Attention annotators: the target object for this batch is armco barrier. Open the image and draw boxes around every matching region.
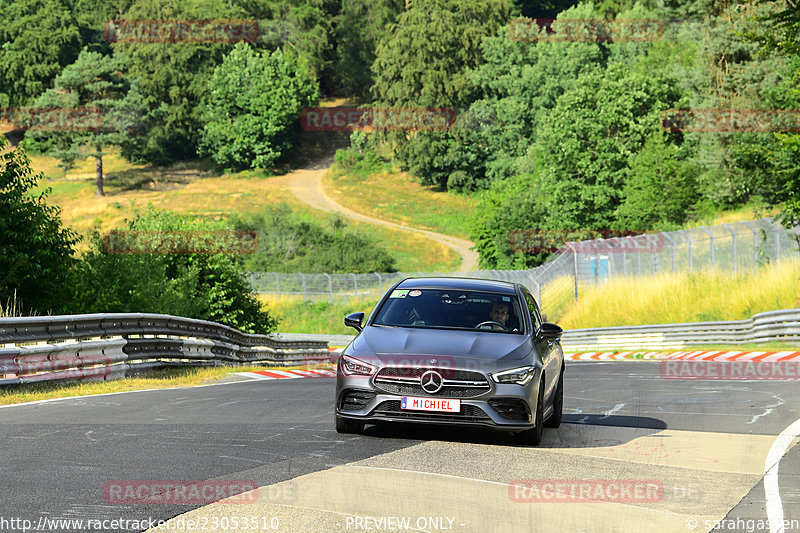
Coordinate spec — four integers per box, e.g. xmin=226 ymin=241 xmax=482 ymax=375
xmin=0 ymin=313 xmax=330 ymax=386
xmin=561 ymin=309 xmax=800 ymax=351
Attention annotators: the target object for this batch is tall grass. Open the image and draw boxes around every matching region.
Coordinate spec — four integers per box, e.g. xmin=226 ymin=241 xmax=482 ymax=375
xmin=0 ymin=291 xmax=26 ymax=318
xmin=262 ymin=294 xmax=379 ymax=335
xmin=558 ymin=259 xmax=800 ymax=329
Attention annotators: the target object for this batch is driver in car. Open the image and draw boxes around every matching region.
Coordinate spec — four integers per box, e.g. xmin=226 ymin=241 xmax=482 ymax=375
xmin=488 ymin=302 xmax=510 ymax=330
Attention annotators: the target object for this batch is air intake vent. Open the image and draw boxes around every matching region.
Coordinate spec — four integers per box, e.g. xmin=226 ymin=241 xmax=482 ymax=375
xmin=340 ymin=390 xmax=376 ymax=411
xmin=488 ymin=398 xmax=530 ymax=421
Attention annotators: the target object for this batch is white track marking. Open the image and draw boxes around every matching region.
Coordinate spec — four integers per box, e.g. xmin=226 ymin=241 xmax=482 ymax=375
xmin=765 ymin=417 xmax=800 ymax=533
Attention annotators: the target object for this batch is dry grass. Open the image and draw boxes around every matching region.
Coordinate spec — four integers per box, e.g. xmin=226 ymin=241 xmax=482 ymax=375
xmin=29 ymin=149 xmax=457 ymax=270
xmin=325 ymin=165 xmax=477 ymax=239
xmin=260 ymin=294 xmax=378 ymax=335
xmin=0 ymin=366 xmax=310 ymax=405
xmin=0 ymin=365 xmax=324 ymax=406
xmin=684 ymin=205 xmax=781 ymax=228
xmin=558 ymin=259 xmax=800 ymax=329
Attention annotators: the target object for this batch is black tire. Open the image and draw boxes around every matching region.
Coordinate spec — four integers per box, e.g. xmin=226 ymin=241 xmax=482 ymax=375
xmin=335 ymin=413 xmax=364 ymax=434
xmin=518 ymin=379 xmax=545 ymax=446
xmin=544 ymin=371 xmax=563 ymax=428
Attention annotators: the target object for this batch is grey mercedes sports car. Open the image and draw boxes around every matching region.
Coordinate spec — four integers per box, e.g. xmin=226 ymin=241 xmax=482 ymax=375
xmin=334 ymin=277 xmax=564 ymax=445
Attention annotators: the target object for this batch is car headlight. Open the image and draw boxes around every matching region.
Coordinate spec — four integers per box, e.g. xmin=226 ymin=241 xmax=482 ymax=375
xmin=340 ymin=354 xmax=376 ymax=376
xmin=491 ymin=365 xmax=537 ymax=385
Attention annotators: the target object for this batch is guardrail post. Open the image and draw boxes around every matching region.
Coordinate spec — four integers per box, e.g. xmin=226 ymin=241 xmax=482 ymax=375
xmin=722 ymin=223 xmax=737 ymax=275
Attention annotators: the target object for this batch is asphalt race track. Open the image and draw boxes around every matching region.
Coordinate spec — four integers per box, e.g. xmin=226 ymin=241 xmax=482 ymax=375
xmin=1 ymin=361 xmax=798 ymax=533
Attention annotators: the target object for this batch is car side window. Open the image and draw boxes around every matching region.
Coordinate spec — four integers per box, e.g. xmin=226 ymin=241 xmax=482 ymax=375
xmin=524 ymin=290 xmax=542 ymax=332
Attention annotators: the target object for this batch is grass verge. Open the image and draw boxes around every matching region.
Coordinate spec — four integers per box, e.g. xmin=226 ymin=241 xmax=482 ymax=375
xmin=263 ymin=294 xmax=378 ymax=336
xmin=0 ymin=365 xmax=329 ymax=406
xmin=558 ymin=259 xmax=800 ymax=329
xmin=325 ymin=161 xmax=477 ymax=240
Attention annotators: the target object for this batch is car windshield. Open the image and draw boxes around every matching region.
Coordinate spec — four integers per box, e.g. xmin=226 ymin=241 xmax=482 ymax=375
xmin=372 ymin=288 xmax=523 ymax=333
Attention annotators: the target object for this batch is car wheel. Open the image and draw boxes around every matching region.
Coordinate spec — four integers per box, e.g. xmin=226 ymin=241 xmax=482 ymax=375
xmin=544 ymin=371 xmax=563 ymax=428
xmin=335 ymin=413 xmax=364 ymax=434
xmin=518 ymin=379 xmax=545 ymax=446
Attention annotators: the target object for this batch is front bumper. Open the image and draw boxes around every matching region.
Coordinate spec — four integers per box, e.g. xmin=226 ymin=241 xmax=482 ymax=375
xmin=335 ymin=373 xmax=539 ymax=431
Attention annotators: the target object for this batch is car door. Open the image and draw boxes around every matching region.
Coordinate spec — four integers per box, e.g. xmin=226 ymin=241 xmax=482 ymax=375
xmin=523 ymin=288 xmax=559 ymax=406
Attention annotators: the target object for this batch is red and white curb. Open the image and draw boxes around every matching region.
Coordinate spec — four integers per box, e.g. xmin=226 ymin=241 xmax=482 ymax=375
xmin=234 ymin=368 xmax=336 ymax=380
xmin=566 ymin=350 xmax=800 ymax=362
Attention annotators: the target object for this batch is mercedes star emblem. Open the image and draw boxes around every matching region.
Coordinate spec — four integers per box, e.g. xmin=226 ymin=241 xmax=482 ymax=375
xmin=420 ymin=370 xmax=443 ymax=394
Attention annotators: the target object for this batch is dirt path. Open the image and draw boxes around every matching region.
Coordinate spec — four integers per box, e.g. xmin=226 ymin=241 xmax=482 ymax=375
xmin=282 ymin=156 xmax=479 ymax=272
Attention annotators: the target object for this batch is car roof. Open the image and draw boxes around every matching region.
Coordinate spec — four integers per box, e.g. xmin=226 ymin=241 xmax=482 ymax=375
xmin=395 ymin=277 xmax=519 ymax=295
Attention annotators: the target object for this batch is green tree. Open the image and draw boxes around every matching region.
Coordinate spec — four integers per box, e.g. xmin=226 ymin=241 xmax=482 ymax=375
xmin=23 ymin=49 xmax=147 ymax=196
xmin=200 ymin=43 xmax=319 ymax=171
xmin=745 ymin=1 xmax=800 ymax=240
xmin=462 ymin=2 xmax=608 ymax=189
xmin=112 ymin=0 xmax=249 ymax=163
xmin=253 ymin=0 xmax=339 ymax=94
xmin=333 ymin=0 xmax=404 ymax=100
xmin=615 ymin=132 xmax=699 ymax=231
xmin=62 ymin=0 xmax=134 ymax=52
xmin=0 ymin=0 xmax=81 ymax=106
xmin=0 ymin=137 xmax=79 ymax=314
xmin=524 ymin=63 xmax=681 ymax=231
xmin=70 ymin=207 xmax=278 ymax=333
xmin=239 ymin=204 xmax=396 ymax=273
xmin=370 ymin=0 xmax=514 ymax=189
xmin=372 ymin=0 xmax=514 ymax=108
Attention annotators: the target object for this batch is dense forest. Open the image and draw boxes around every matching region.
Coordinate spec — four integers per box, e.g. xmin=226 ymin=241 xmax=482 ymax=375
xmin=2 ymin=0 xmax=799 ymax=322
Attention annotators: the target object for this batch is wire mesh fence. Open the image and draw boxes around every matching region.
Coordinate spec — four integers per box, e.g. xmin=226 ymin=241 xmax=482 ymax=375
xmin=249 ymin=218 xmax=800 ymax=318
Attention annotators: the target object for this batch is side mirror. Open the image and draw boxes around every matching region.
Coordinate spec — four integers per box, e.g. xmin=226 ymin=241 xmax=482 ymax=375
xmin=344 ymin=312 xmax=365 ymax=332
xmin=537 ymin=322 xmax=563 ymax=341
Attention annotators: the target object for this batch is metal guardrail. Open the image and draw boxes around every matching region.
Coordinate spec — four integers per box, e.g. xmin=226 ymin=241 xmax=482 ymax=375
xmin=3 ymin=309 xmax=797 ymax=386
xmin=561 ymin=309 xmax=800 ymax=351
xmin=266 ymin=309 xmax=800 ymax=353
xmin=0 ymin=313 xmax=330 ymax=386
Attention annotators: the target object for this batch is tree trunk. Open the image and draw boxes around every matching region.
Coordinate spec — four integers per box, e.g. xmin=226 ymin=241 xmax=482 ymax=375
xmin=95 ymin=146 xmax=104 ymax=197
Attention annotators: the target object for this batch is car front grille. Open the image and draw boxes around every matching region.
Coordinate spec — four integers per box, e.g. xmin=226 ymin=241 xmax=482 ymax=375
xmin=371 ymin=400 xmax=492 ymax=422
xmin=373 ymin=366 xmax=491 ymax=398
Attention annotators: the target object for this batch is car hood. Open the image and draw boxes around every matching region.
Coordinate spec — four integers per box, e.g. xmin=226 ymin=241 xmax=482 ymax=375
xmin=350 ymin=326 xmax=531 ymax=362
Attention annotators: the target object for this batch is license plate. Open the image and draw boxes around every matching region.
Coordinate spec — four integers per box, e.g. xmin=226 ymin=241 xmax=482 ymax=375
xmin=401 ymin=396 xmax=461 ymax=413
